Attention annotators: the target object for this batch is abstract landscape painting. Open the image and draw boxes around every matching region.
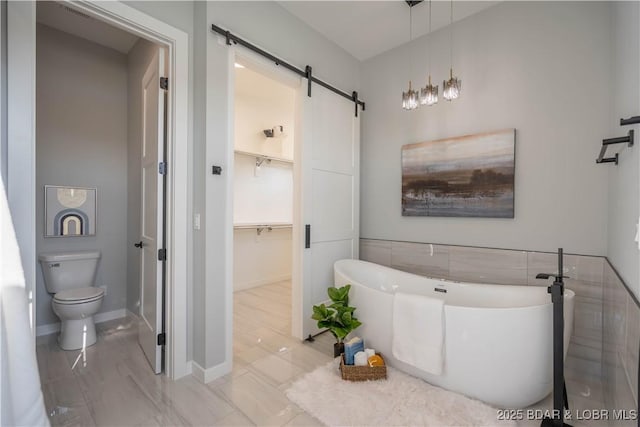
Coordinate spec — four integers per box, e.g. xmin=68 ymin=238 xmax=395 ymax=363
xmin=402 ymin=129 xmax=515 ymax=218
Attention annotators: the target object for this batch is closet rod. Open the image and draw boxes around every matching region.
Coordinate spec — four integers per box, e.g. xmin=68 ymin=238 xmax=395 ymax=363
xmin=210 ymin=23 xmax=366 ymax=115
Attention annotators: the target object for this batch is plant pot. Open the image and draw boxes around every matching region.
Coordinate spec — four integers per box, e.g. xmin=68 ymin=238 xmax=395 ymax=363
xmin=334 ymin=342 xmax=345 ymax=358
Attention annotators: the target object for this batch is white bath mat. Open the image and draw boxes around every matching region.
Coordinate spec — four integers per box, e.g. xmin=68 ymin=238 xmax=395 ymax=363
xmin=285 ymin=359 xmax=516 ymax=426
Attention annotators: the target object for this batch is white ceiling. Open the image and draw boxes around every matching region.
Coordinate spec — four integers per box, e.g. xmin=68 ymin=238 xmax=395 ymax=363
xmin=279 ymin=1 xmax=500 ymax=61
xmin=35 ymin=1 xmax=497 ymax=61
xmin=37 ymin=1 xmax=139 ymax=54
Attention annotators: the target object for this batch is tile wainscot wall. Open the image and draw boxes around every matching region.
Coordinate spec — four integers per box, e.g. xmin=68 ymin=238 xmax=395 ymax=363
xmin=360 ymin=238 xmax=638 ymax=424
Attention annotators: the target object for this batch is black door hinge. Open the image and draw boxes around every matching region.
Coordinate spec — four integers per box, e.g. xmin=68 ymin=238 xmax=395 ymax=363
xmin=160 ymin=77 xmax=168 ymax=90
xmin=158 ymin=248 xmax=167 ymax=261
xmin=159 ymin=162 xmax=167 ymax=175
xmin=157 ymin=333 xmax=166 ymax=346
xmin=305 ymin=224 xmax=311 ymax=249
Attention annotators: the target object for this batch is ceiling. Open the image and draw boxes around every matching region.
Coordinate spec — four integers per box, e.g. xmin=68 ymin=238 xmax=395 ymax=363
xmin=37 ymin=1 xmax=139 ymax=54
xmin=35 ymin=1 xmax=498 ymax=61
xmin=278 ymin=1 xmax=500 ymax=61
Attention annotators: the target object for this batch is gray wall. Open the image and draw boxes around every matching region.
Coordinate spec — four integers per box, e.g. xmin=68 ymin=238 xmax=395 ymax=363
xmin=603 ymin=2 xmax=640 ymax=413
xmin=35 ymin=25 xmax=128 ymax=326
xmin=607 ymin=1 xmax=640 ymax=298
xmin=126 ymin=38 xmax=163 ymax=315
xmin=192 ymin=0 xmax=207 ymax=372
xmin=0 ymin=0 xmax=6 ymax=188
xmin=360 ymin=1 xmax=610 ymax=256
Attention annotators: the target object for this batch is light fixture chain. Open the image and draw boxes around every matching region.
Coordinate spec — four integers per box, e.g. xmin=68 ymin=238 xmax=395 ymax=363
xmin=409 ymin=4 xmax=414 ymax=90
xmin=410 ymin=4 xmax=413 ymax=42
xmin=449 ymin=0 xmax=453 ymax=71
xmin=428 ymin=0 xmax=431 ymax=76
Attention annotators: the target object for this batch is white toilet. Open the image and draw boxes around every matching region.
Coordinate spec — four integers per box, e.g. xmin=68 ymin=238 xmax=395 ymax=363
xmin=38 ymin=250 xmax=104 ymax=350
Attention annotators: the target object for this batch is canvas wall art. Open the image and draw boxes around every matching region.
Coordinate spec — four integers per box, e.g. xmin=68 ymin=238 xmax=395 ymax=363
xmin=401 ymin=129 xmax=515 ymax=218
xmin=45 ymin=186 xmax=97 ymax=237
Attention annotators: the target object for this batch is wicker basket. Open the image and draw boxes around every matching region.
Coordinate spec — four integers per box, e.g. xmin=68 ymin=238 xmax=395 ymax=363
xmin=340 ymin=353 xmax=387 ymax=381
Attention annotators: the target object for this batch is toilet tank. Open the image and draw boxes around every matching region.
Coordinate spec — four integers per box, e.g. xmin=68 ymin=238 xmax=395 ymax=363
xmin=38 ymin=250 xmax=101 ymax=293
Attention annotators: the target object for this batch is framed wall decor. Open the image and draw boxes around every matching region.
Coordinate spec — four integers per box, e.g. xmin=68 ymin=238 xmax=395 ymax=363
xmin=44 ymin=185 xmax=97 ymax=237
xmin=401 ymin=129 xmax=515 ymax=218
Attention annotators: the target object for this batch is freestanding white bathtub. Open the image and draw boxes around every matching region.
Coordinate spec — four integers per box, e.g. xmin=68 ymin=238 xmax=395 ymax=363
xmin=334 ymin=259 xmax=575 ymax=409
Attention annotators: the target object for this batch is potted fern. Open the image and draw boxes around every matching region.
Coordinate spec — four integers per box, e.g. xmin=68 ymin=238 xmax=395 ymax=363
xmin=311 ymin=284 xmax=362 ymax=357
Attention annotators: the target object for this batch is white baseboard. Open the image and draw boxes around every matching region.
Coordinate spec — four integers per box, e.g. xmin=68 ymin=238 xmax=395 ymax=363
xmin=126 ymin=308 xmax=139 ymax=319
xmin=35 ymin=308 xmax=128 ymax=337
xmin=96 ymin=308 xmax=127 ymax=323
xmin=234 ymin=274 xmax=291 ymax=292
xmin=190 ymin=360 xmax=231 ymax=384
xmin=35 ymin=322 xmax=60 ymax=337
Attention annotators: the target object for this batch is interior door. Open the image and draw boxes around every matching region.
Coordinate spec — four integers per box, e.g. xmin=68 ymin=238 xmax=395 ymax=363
xmin=299 ymin=84 xmax=360 ymax=339
xmin=138 ymin=48 xmax=166 ymax=374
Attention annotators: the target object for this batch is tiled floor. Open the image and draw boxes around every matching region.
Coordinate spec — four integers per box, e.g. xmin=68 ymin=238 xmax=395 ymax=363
xmin=37 ymin=279 xmax=607 ymax=427
xmin=37 ymin=280 xmax=332 ymax=426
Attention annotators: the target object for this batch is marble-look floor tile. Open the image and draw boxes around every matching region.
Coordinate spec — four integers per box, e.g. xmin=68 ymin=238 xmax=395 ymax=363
xmin=256 ymin=330 xmax=302 ymax=354
xmin=565 ymin=354 xmax=602 ymax=382
xmin=84 ymin=374 xmax=160 ymax=426
xmin=48 ymin=403 xmax=96 ymax=427
xmin=277 ymin=342 xmax=332 ymax=373
xmin=47 ymin=279 xmax=615 ymax=427
xmin=566 ymin=377 xmax=604 ymax=404
xmin=37 ymin=342 xmax=74 ymax=384
xmin=304 ymin=332 xmax=335 ymax=358
xmin=235 ymin=345 xmax=272 ymax=369
xmin=161 ymin=376 xmax=236 ymax=425
xmin=218 ymin=371 xmax=301 ymax=426
xmin=213 ymin=409 xmax=256 ymax=426
xmin=284 ymin=412 xmax=324 ymax=426
xmin=136 ymin=406 xmax=190 ymax=427
xmin=249 ymin=353 xmax=304 ymax=387
xmin=42 ymin=375 xmax=86 ymax=412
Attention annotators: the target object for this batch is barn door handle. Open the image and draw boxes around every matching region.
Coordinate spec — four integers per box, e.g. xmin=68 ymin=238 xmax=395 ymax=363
xmin=305 ymin=225 xmax=311 ymax=249
xmin=134 ymin=241 xmax=144 ymax=248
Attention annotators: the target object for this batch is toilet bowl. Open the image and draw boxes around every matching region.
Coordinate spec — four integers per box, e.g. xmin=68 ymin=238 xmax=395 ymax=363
xmin=51 ymin=287 xmax=104 ymax=350
xmin=38 ymin=251 xmax=103 ymax=350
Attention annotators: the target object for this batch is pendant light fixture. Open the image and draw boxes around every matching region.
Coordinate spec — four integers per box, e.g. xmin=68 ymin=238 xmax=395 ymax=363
xmin=443 ymin=0 xmax=461 ymax=101
xmin=420 ymin=0 xmax=438 ymax=106
xmin=402 ymin=3 xmax=419 ymax=110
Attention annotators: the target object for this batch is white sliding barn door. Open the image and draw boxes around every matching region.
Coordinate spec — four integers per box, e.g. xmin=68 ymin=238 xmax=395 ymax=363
xmin=297 ymin=84 xmax=360 ymax=339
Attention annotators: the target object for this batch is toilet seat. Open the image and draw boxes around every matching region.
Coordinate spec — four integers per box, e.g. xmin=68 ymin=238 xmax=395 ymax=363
xmin=54 ymin=287 xmax=104 ymax=305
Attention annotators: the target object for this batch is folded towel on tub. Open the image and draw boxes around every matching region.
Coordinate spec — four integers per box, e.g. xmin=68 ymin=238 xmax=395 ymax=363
xmin=392 ymin=292 xmax=445 ymax=375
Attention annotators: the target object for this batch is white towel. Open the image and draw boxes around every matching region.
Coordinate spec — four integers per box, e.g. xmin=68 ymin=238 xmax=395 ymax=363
xmin=392 ymin=292 xmax=445 ymax=375
xmin=354 ymin=351 xmax=368 ymax=366
xmin=0 ymin=177 xmax=49 ymax=426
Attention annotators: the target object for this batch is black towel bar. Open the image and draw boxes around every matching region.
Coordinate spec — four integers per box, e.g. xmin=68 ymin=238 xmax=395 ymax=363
xmin=596 ymin=129 xmax=634 ymax=165
xmin=620 ymin=116 xmax=640 ymax=126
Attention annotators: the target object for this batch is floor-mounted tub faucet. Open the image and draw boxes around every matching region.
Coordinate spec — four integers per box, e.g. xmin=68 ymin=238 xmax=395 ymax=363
xmin=536 ymin=248 xmax=572 ymax=427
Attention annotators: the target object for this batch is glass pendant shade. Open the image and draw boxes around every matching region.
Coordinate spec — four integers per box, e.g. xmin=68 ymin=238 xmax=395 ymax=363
xmin=420 ymin=75 xmax=438 ymax=106
xmin=443 ymin=68 xmax=461 ymax=101
xmin=402 ymin=81 xmax=419 ymax=110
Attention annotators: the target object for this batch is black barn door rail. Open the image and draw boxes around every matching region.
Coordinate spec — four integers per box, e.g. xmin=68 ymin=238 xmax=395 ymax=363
xmin=211 ymin=23 xmax=365 ymax=117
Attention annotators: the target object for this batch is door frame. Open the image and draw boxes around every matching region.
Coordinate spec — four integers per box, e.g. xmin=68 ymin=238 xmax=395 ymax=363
xmin=226 ymin=45 xmax=305 ymax=343
xmin=6 ymin=0 xmax=190 ymax=379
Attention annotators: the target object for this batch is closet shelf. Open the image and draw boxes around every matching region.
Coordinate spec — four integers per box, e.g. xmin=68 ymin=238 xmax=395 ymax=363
xmin=234 ymin=150 xmax=293 ymax=165
xmin=234 ymin=222 xmax=292 ymax=235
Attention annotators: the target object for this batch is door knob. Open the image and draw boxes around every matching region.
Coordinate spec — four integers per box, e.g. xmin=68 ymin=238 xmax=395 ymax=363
xmin=134 ymin=241 xmax=144 ymax=248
